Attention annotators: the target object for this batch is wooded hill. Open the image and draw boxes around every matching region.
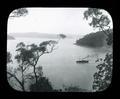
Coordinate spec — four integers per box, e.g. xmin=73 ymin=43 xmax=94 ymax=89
xmin=75 ymin=30 xmax=113 ymax=47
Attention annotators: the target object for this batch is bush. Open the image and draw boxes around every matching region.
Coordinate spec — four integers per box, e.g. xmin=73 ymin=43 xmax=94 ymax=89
xmin=29 ymin=76 xmax=57 ymax=92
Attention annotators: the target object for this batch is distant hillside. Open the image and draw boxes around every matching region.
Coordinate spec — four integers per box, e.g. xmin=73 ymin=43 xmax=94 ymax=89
xmin=9 ymin=32 xmax=79 ymax=39
xmin=7 ymin=35 xmax=15 ymax=40
xmin=75 ymin=30 xmax=109 ymax=47
xmin=9 ymin=33 xmax=58 ymax=39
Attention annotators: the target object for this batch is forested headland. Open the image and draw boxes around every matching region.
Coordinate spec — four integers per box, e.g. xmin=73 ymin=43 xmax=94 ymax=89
xmin=75 ymin=29 xmax=113 ymax=47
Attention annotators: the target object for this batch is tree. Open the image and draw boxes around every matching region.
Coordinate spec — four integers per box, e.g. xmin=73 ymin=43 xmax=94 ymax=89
xmin=57 ymin=34 xmax=67 ymax=43
xmin=83 ymin=8 xmax=113 ymax=91
xmin=84 ymin=8 xmax=113 ymax=46
xmin=25 ymin=40 xmax=58 ymax=84
xmin=7 ymin=43 xmax=30 ymax=91
xmin=29 ymin=76 xmax=55 ymax=92
xmin=9 ymin=8 xmax=28 ymax=18
xmin=93 ymin=53 xmax=113 ymax=91
xmin=59 ymin=34 xmax=66 ymax=39
xmin=7 ymin=52 xmax=12 ymax=63
xmin=7 ymin=40 xmax=58 ymax=91
xmin=7 ymin=51 xmax=26 ymax=91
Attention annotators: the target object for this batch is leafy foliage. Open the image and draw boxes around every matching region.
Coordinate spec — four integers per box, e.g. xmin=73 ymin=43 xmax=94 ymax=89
xmin=9 ymin=8 xmax=28 ymax=17
xmin=106 ymin=30 xmax=113 ymax=46
xmin=84 ymin=8 xmax=111 ymax=31
xmin=59 ymin=34 xmax=66 ymax=39
xmin=83 ymin=8 xmax=113 ymax=91
xmin=7 ymin=52 xmax=12 ymax=63
xmin=29 ymin=76 xmax=55 ymax=92
xmin=93 ymin=53 xmax=113 ymax=91
xmin=7 ymin=40 xmax=58 ymax=91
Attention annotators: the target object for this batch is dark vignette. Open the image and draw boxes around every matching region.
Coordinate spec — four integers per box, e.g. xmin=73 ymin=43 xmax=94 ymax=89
xmin=0 ymin=0 xmax=119 ymax=98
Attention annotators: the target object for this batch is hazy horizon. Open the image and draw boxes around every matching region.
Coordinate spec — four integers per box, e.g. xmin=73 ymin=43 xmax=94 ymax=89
xmin=7 ymin=8 xmax=113 ymax=36
xmin=8 ymin=32 xmax=86 ymax=37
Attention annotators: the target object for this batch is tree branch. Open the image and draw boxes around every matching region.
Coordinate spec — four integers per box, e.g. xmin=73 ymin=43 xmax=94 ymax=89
xmin=7 ymin=71 xmax=25 ymax=91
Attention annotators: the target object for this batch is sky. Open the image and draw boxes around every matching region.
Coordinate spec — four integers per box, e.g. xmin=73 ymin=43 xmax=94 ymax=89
xmin=7 ymin=8 xmax=113 ymax=36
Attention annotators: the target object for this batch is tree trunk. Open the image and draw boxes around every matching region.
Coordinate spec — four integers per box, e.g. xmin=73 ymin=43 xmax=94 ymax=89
xmin=21 ymin=67 xmax=25 ymax=91
xmin=33 ymin=66 xmax=38 ymax=83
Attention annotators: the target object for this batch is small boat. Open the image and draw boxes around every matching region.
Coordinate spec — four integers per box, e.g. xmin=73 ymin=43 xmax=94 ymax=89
xmin=76 ymin=60 xmax=89 ymax=64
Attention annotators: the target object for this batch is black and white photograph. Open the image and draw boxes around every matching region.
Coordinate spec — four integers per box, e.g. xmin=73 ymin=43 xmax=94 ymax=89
xmin=7 ymin=8 xmax=113 ymax=92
